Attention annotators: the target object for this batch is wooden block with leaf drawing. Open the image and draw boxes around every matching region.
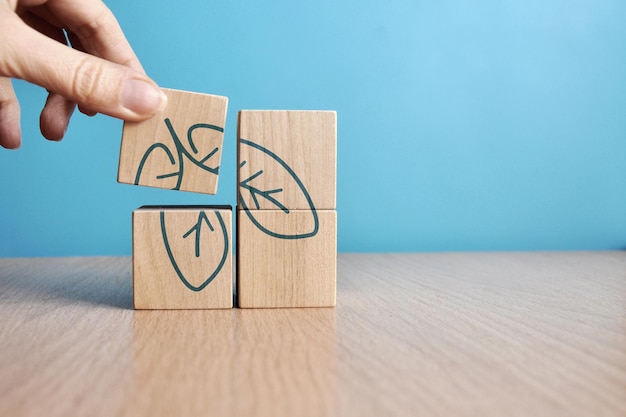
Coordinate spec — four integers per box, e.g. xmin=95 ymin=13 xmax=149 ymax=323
xmin=133 ymin=206 xmax=233 ymax=309
xmin=237 ymin=110 xmax=336 ymax=211
xmin=118 ymin=88 xmax=228 ymax=194
xmin=237 ymin=110 xmax=337 ymax=308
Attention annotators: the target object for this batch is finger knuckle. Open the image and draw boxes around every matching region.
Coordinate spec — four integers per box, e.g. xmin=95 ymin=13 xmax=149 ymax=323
xmin=71 ymin=58 xmax=105 ymax=102
xmin=73 ymin=8 xmax=111 ymax=41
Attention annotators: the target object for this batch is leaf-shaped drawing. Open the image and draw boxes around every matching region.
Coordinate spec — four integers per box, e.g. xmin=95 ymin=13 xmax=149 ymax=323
xmin=239 ymin=138 xmax=318 ymax=239
xmin=134 ymin=143 xmax=182 ymax=190
xmin=160 ymin=210 xmax=229 ymax=292
xmin=164 ymin=119 xmax=223 ymax=175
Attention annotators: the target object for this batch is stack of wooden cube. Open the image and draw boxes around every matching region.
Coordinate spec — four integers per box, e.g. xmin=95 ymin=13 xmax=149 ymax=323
xmin=237 ymin=110 xmax=337 ymax=308
xmin=117 ymin=88 xmax=336 ymax=309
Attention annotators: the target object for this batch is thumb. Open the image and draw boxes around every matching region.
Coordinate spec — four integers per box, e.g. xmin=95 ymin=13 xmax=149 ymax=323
xmin=1 ymin=18 xmax=167 ymax=121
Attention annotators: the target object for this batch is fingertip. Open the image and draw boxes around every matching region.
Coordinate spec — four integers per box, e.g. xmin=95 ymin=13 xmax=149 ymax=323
xmin=40 ymin=93 xmax=76 ymax=141
xmin=0 ymin=103 xmax=22 ymax=150
xmin=78 ymin=105 xmax=97 ymax=117
xmin=0 ymin=143 xmax=21 ymax=150
xmin=40 ymin=114 xmax=66 ymax=141
xmin=120 ymin=78 xmax=167 ymax=121
xmin=0 ymin=125 xmax=21 ymax=150
xmin=0 ymin=76 xmax=21 ymax=149
xmin=0 ymin=140 xmax=21 ymax=149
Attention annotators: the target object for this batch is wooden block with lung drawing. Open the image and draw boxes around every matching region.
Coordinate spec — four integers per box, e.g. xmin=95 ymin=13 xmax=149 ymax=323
xmin=133 ymin=206 xmax=233 ymax=309
xmin=237 ymin=209 xmax=336 ymax=308
xmin=237 ymin=110 xmax=336 ymax=210
xmin=118 ymin=88 xmax=228 ymax=194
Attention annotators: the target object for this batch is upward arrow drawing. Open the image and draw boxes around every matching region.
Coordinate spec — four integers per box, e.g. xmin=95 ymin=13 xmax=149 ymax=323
xmin=239 ymin=167 xmax=290 ymax=213
xmin=182 ymin=211 xmax=214 ymax=257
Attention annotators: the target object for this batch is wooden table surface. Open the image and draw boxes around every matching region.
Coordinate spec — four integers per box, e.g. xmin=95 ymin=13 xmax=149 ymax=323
xmin=0 ymin=252 xmax=625 ymax=417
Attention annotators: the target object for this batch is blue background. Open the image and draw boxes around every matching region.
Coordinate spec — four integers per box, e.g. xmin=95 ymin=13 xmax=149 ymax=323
xmin=1 ymin=0 xmax=625 ymax=256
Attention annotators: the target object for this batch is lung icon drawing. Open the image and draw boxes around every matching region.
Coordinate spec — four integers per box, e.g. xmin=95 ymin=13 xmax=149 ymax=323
xmin=238 ymin=138 xmax=319 ymax=240
xmin=135 ymin=118 xmax=224 ymax=190
xmin=160 ymin=210 xmax=229 ymax=292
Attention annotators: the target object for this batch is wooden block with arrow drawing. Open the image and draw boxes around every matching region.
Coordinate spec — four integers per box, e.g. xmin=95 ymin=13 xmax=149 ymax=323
xmin=237 ymin=110 xmax=336 ymax=210
xmin=133 ymin=205 xmax=233 ymax=309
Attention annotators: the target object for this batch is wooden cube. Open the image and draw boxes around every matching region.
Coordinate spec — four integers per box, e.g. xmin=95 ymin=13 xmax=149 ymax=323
xmin=238 ymin=110 xmax=336 ymax=211
xmin=133 ymin=206 xmax=233 ymax=309
xmin=237 ymin=209 xmax=336 ymax=308
xmin=119 ymin=88 xmax=228 ymax=194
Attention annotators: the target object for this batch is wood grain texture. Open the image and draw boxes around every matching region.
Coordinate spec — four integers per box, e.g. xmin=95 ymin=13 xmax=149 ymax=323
xmin=133 ymin=206 xmax=232 ymax=309
xmin=237 ymin=110 xmax=336 ymax=210
xmin=118 ymin=88 xmax=228 ymax=194
xmin=1 ymin=252 xmax=625 ymax=417
xmin=237 ymin=210 xmax=337 ymax=308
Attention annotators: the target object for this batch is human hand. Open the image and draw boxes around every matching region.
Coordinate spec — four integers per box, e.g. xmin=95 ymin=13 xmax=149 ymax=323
xmin=0 ymin=0 xmax=167 ymax=149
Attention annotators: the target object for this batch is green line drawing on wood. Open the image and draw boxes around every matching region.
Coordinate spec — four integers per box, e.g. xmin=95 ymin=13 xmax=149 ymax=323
xmin=239 ymin=138 xmax=319 ymax=240
xmin=160 ymin=210 xmax=229 ymax=292
xmin=135 ymin=118 xmax=224 ymax=190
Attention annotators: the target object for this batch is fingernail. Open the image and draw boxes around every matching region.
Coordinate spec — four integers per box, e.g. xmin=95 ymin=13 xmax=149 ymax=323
xmin=121 ymin=79 xmax=167 ymax=116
